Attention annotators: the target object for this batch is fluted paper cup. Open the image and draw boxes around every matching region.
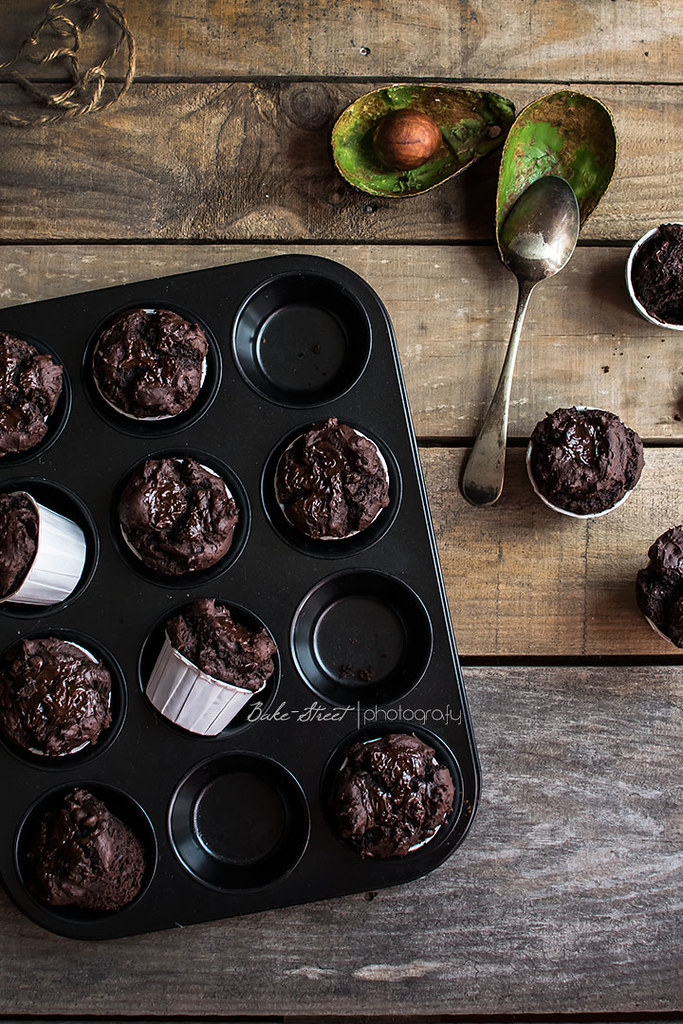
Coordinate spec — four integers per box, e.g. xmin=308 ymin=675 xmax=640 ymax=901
xmin=1 ymin=494 xmax=87 ymax=606
xmin=626 ymin=224 xmax=683 ymax=331
xmin=146 ymin=634 xmax=265 ymax=735
xmin=525 ymin=407 xmax=638 ymax=519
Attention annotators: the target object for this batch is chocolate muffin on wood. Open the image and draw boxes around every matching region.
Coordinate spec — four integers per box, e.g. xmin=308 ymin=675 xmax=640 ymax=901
xmin=528 ymin=406 xmax=644 ymax=515
xmin=636 ymin=525 xmax=683 ymax=647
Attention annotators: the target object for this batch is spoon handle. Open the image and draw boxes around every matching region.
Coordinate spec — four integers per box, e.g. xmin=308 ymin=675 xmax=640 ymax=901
xmin=461 ymin=278 xmax=535 ymax=507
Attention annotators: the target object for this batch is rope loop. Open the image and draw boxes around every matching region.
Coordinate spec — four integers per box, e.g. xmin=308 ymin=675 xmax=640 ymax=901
xmin=0 ymin=0 xmax=135 ymax=126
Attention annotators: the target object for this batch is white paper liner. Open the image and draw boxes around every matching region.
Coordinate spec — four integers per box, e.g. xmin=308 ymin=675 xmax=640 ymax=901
xmin=275 ymin=427 xmax=390 ymax=540
xmin=525 ymin=406 xmax=637 ymax=519
xmin=643 ymin=615 xmax=682 ymax=649
xmin=626 ymin=225 xmax=683 ymax=331
xmin=92 ymin=308 xmax=209 ymax=420
xmin=26 ymin=641 xmax=106 ymax=757
xmin=1 ymin=493 xmax=87 ymax=606
xmin=120 ymin=461 xmax=232 ymax=566
xmin=146 ymin=634 xmax=265 ymax=735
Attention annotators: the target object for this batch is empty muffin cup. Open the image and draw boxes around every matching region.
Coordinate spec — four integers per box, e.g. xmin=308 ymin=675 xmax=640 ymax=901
xmin=0 ymin=493 xmax=87 ymax=606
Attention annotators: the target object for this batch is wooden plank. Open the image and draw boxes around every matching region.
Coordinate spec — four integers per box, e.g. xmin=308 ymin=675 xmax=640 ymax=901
xmin=0 ymin=664 xmax=679 ymax=1014
xmin=4 ymin=0 xmax=681 ymax=83
xmin=0 ymin=82 xmax=680 ymax=243
xmin=424 ymin=446 xmax=683 ymax=657
xmin=0 ymin=243 xmax=681 ymax=444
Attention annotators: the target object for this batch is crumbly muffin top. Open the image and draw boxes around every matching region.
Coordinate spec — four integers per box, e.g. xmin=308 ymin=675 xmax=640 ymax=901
xmin=93 ymin=308 xmax=208 ymax=418
xmin=529 ymin=406 xmax=644 ymax=514
xmin=276 ymin=417 xmax=390 ymax=539
xmin=0 ymin=637 xmax=111 ymax=756
xmin=118 ymin=457 xmax=238 ymax=575
xmin=166 ymin=598 xmax=276 ymax=692
xmin=329 ymin=732 xmax=455 ymax=858
xmin=0 ymin=332 xmax=63 ymax=456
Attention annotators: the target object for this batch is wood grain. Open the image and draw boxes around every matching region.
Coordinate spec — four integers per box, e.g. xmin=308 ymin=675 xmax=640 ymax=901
xmin=1 ymin=243 xmax=682 ymax=444
xmin=425 ymin=446 xmax=683 ymax=658
xmin=0 ymin=82 xmax=681 ymax=243
xmin=3 ymin=0 xmax=681 ymax=83
xmin=0 ymin=664 xmax=679 ymax=1014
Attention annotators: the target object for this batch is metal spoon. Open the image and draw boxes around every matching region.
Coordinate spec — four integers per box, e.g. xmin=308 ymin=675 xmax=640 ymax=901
xmin=461 ymin=175 xmax=580 ymax=507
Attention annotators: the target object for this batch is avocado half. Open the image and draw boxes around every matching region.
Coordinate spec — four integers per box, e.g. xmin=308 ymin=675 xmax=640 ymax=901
xmin=496 ymin=90 xmax=617 ymax=247
xmin=331 ymin=84 xmax=515 ymax=198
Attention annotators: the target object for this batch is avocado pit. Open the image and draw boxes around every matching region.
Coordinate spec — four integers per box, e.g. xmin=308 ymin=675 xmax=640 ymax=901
xmin=372 ymin=109 xmax=442 ymax=170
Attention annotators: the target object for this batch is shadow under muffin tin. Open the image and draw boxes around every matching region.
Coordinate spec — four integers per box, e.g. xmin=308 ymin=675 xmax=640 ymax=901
xmin=0 ymin=255 xmax=479 ymax=940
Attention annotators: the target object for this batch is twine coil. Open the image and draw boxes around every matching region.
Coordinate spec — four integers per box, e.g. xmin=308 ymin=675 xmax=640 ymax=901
xmin=0 ymin=0 xmax=135 ymax=126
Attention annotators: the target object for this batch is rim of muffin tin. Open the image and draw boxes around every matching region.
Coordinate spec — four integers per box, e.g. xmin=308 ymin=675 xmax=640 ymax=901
xmin=0 ymin=478 xmax=99 ymax=618
xmin=320 ymin=723 xmax=465 ymax=863
xmin=168 ymin=752 xmax=311 ymax=892
xmin=0 ymin=331 xmax=72 ymax=466
xmin=110 ymin=449 xmax=251 ymax=588
xmin=137 ymin=600 xmax=281 ymax=738
xmin=261 ymin=423 xmax=402 ymax=558
xmin=82 ymin=302 xmax=222 ymax=437
xmin=14 ymin=781 xmax=158 ymax=925
xmin=232 ymin=270 xmax=373 ymax=407
xmin=0 ymin=628 xmax=127 ymax=768
xmin=291 ymin=569 xmax=433 ymax=707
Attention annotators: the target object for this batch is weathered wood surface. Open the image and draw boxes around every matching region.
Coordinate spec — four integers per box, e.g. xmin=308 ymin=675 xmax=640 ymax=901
xmin=0 ymin=82 xmax=681 ymax=242
xmin=1 ymin=244 xmax=681 ymax=444
xmin=425 ymin=447 xmax=683 ymax=658
xmin=0 ymin=664 xmax=680 ymax=1015
xmin=4 ymin=0 xmax=681 ymax=83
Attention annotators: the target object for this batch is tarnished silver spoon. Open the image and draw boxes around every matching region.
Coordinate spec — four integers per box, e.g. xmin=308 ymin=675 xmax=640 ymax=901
xmin=461 ymin=175 xmax=580 ymax=507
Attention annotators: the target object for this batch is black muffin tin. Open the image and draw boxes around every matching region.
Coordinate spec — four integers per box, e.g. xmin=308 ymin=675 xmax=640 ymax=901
xmin=0 ymin=255 xmax=479 ymax=939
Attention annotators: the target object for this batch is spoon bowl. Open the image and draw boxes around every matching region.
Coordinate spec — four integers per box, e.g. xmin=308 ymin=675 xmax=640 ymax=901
xmin=461 ymin=175 xmax=580 ymax=507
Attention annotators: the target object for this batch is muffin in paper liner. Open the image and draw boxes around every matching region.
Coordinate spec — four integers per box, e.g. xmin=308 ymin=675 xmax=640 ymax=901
xmin=146 ymin=634 xmax=265 ymax=735
xmin=0 ymin=493 xmax=87 ymax=606
xmin=91 ymin=307 xmax=210 ymax=421
xmin=525 ymin=406 xmax=642 ymax=519
xmin=626 ymin=223 xmax=683 ymax=331
xmin=275 ymin=421 xmax=390 ymax=540
xmin=525 ymin=442 xmax=636 ymax=519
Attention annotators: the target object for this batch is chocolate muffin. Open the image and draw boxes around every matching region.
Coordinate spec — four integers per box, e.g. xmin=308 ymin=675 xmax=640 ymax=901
xmin=0 ymin=492 xmax=38 ymax=599
xmin=92 ymin=308 xmax=208 ymax=418
xmin=166 ymin=598 xmax=276 ymax=692
xmin=528 ymin=407 xmax=644 ymax=515
xmin=27 ymin=788 xmax=145 ymax=911
xmin=636 ymin=525 xmax=683 ymax=647
xmin=629 ymin=223 xmax=683 ymax=325
xmin=276 ymin=417 xmax=390 ymax=539
xmin=0 ymin=637 xmax=112 ymax=756
xmin=329 ymin=733 xmax=455 ymax=858
xmin=0 ymin=332 xmax=63 ymax=456
xmin=118 ymin=457 xmax=239 ymax=575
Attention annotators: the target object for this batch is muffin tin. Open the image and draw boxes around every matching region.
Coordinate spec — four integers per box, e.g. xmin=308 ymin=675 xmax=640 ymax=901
xmin=0 ymin=254 xmax=480 ymax=939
